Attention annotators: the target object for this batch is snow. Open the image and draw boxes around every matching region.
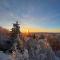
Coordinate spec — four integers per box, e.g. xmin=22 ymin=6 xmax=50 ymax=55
xmin=0 ymin=51 xmax=12 ymax=60
xmin=55 ymin=51 xmax=60 ymax=58
xmin=0 ymin=38 xmax=60 ymax=60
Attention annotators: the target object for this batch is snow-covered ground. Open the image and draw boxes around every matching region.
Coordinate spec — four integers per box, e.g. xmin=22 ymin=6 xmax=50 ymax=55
xmin=0 ymin=51 xmax=12 ymax=60
xmin=0 ymin=50 xmax=60 ymax=60
xmin=0 ymin=38 xmax=60 ymax=60
xmin=55 ymin=51 xmax=60 ymax=58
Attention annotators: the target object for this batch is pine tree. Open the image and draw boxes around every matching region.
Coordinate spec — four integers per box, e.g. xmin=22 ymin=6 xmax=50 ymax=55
xmin=10 ymin=21 xmax=20 ymax=42
xmin=7 ymin=21 xmax=21 ymax=53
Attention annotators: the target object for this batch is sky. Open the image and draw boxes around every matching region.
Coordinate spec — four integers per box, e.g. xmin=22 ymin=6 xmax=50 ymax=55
xmin=0 ymin=0 xmax=60 ymax=32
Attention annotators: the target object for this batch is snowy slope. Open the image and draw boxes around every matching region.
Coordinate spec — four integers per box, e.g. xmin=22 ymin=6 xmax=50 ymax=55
xmin=0 ymin=38 xmax=60 ymax=60
xmin=0 ymin=51 xmax=12 ymax=60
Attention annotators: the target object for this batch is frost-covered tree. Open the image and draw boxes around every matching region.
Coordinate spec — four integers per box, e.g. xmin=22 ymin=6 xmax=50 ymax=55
xmin=6 ymin=21 xmax=21 ymax=53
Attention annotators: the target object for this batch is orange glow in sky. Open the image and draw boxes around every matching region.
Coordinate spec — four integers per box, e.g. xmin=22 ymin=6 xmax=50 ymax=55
xmin=20 ymin=26 xmax=60 ymax=33
xmin=4 ymin=24 xmax=60 ymax=33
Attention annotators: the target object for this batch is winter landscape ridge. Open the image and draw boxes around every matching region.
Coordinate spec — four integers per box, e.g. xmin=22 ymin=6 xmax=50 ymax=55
xmin=0 ymin=0 xmax=60 ymax=60
xmin=0 ymin=25 xmax=60 ymax=60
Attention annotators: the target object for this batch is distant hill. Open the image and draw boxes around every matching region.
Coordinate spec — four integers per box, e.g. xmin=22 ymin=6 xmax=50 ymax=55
xmin=0 ymin=27 xmax=10 ymax=40
xmin=0 ymin=27 xmax=9 ymax=33
xmin=0 ymin=27 xmax=10 ymax=51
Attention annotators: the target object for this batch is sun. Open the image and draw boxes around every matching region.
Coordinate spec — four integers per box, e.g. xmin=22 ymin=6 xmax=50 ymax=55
xmin=26 ymin=29 xmax=29 ymax=33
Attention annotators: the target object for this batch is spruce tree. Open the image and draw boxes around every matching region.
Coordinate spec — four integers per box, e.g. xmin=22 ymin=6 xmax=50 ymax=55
xmin=7 ymin=21 xmax=20 ymax=53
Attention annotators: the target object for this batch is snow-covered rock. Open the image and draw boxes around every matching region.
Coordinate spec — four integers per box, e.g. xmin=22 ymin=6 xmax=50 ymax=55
xmin=0 ymin=51 xmax=12 ymax=60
